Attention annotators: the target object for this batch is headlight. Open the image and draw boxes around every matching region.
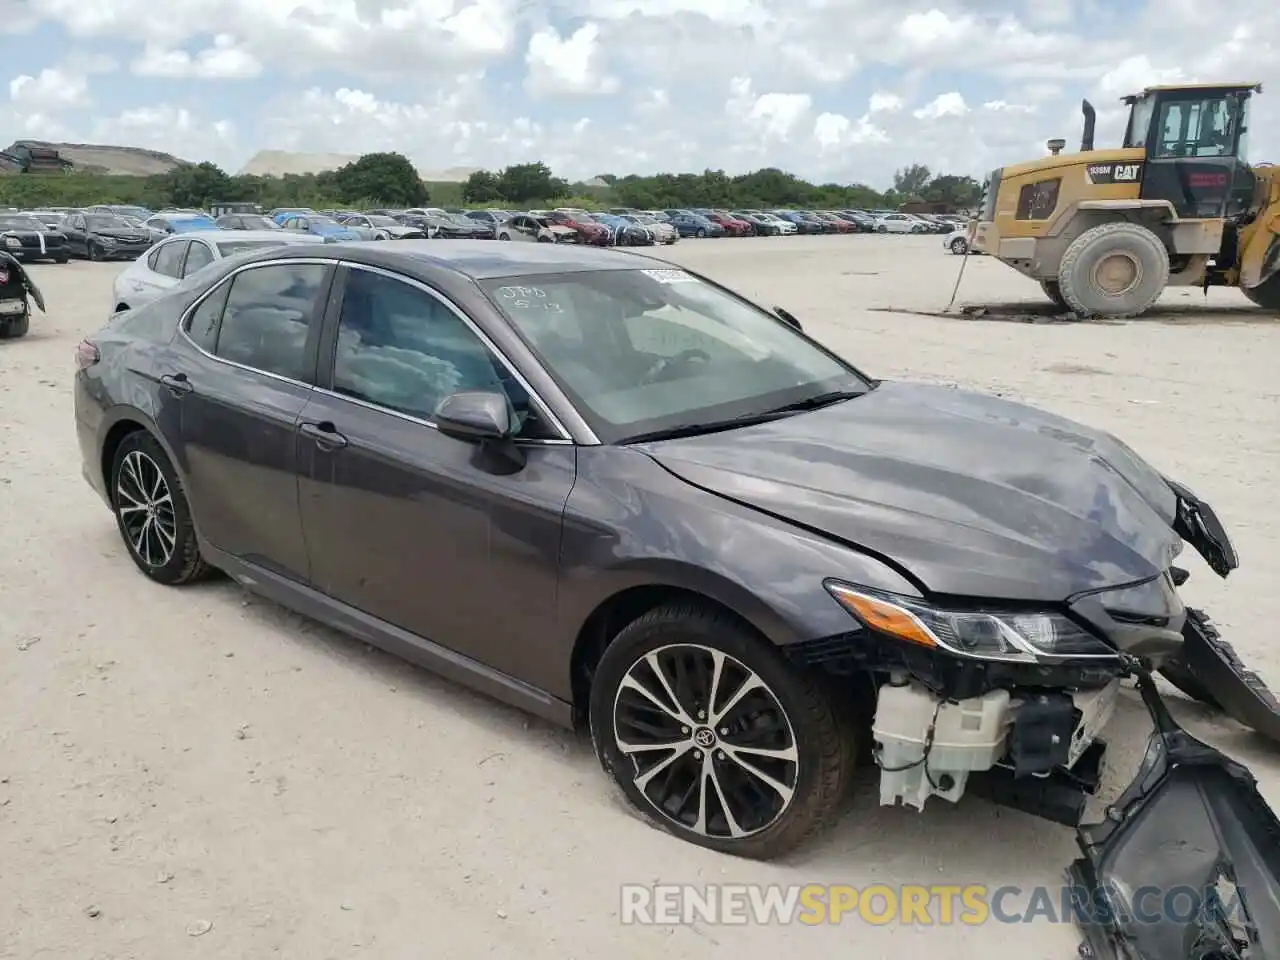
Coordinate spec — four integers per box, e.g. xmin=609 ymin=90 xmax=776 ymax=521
xmin=823 ymin=580 xmax=1118 ymax=663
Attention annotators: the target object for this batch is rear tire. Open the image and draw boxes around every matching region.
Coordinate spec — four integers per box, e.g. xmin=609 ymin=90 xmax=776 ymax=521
xmin=1057 ymin=222 xmax=1170 ymax=318
xmin=1241 ymin=272 xmax=1280 ymax=310
xmin=588 ymin=601 xmax=854 ymax=860
xmin=55 ymin=253 xmax=68 ymax=264
xmin=1040 ymin=279 xmax=1069 ymax=310
xmin=0 ymin=312 xmax=29 ymax=339
xmin=110 ymin=431 xmax=211 ymax=585
xmin=877 ymin=224 xmax=888 ymax=233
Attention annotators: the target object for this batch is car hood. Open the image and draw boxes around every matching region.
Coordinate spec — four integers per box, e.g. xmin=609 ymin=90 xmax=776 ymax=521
xmin=643 ymin=380 xmax=1184 ymax=602
xmin=92 ymin=228 xmax=152 ymax=240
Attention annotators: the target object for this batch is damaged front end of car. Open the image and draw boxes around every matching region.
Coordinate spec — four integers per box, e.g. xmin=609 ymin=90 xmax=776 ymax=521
xmin=791 ymin=479 xmax=1280 ymax=959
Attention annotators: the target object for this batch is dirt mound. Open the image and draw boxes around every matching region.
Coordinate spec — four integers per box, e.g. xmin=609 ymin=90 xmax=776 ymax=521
xmin=3 ymin=140 xmax=189 ymax=176
xmin=239 ymin=150 xmax=479 ymax=182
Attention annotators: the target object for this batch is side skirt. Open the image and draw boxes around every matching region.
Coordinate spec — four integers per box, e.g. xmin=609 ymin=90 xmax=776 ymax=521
xmin=202 ymin=544 xmax=575 ymax=729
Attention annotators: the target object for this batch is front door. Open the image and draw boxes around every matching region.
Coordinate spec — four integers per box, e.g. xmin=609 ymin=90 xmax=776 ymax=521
xmin=1139 ymin=89 xmax=1251 ymax=220
xmin=296 ymin=264 xmax=576 ymax=686
xmin=161 ymin=259 xmax=335 ymax=582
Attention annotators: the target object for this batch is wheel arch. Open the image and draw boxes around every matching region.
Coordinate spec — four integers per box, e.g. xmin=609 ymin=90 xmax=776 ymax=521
xmin=567 ymin=571 xmax=797 ymax=731
xmin=97 ymin=407 xmax=184 ymax=499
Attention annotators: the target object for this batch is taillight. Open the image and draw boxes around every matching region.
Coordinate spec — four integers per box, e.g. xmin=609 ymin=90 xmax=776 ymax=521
xmin=75 ymin=339 xmax=100 ymax=369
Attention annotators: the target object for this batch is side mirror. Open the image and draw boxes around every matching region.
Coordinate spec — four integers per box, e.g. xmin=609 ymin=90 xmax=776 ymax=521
xmin=435 ymin=390 xmax=515 ymax=443
xmin=774 ymin=306 xmax=802 ymax=331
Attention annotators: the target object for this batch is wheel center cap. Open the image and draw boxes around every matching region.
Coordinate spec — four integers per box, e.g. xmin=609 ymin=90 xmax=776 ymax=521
xmin=692 ymin=727 xmax=717 ymax=748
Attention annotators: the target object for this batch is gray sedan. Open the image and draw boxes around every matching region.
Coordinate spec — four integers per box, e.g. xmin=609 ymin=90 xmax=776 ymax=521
xmin=71 ymin=241 xmax=1280 ymax=917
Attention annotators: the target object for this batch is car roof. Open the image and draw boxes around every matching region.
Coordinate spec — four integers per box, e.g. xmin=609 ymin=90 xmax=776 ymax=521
xmin=239 ymin=238 xmax=665 ymax=279
xmin=179 ymin=229 xmax=326 ymax=244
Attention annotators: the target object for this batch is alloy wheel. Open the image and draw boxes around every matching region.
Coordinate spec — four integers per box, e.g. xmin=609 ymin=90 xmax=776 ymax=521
xmin=115 ymin=450 xmax=178 ymax=568
xmin=612 ymin=643 xmax=799 ymax=839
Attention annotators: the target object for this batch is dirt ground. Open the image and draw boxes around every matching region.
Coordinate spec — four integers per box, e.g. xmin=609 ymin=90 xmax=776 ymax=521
xmin=2 ymin=234 xmax=1277 ymax=958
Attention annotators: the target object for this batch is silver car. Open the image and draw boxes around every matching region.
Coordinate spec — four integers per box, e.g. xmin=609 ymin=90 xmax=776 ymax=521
xmin=111 ymin=230 xmax=325 ymax=311
xmin=336 ymin=213 xmax=428 ymax=240
xmin=621 ymin=214 xmax=678 ymax=244
xmin=496 ymin=213 xmax=577 ymax=243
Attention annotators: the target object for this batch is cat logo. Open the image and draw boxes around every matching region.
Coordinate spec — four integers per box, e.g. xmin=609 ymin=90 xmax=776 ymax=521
xmin=1086 ymin=162 xmax=1144 ymax=185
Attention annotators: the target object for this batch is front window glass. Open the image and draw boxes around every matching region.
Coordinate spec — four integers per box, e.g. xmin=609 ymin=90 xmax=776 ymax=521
xmin=86 ymin=216 xmax=129 ymax=229
xmin=1153 ymin=95 xmax=1237 ymax=158
xmin=479 ymin=269 xmax=868 ymax=443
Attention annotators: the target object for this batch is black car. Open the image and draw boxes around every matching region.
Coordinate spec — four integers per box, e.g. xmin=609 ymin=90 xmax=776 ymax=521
xmin=0 ymin=250 xmax=45 ymax=338
xmin=72 ymin=242 xmax=1280 ymax=956
xmin=60 ymin=212 xmax=153 ymax=260
xmin=0 ymin=213 xmax=69 ymax=263
xmin=731 ymin=211 xmax=781 ymax=236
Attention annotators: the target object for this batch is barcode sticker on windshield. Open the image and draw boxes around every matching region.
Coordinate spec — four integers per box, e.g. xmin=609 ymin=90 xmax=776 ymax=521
xmin=641 ymin=269 xmax=699 ymax=284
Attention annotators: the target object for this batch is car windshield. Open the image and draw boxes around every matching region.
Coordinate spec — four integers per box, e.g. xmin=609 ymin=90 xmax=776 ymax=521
xmin=215 ymin=240 xmax=291 ymax=256
xmin=86 ymin=216 xmax=130 ymax=229
xmin=311 ymin=217 xmax=341 ymax=226
xmin=533 ymin=217 xmax=555 ymax=228
xmin=364 ymin=215 xmax=398 ymax=226
xmin=240 ymin=216 xmax=278 ymax=229
xmin=0 ymin=216 xmax=39 ymax=229
xmin=479 ymin=269 xmax=869 ymax=443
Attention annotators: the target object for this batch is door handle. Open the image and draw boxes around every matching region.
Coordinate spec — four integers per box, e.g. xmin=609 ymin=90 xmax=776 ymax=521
xmin=159 ymin=372 xmax=192 ymax=395
xmin=299 ymin=420 xmax=347 ymax=449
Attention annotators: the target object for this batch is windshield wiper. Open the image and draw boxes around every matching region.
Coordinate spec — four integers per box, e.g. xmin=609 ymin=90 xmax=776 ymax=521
xmin=757 ymin=389 xmax=864 ymax=415
xmin=620 ymin=390 xmax=864 ymax=445
xmin=620 ymin=412 xmax=787 ymax=444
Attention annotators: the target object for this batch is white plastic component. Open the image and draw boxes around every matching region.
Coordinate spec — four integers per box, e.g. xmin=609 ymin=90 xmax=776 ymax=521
xmin=872 ymin=681 xmax=1013 ymax=811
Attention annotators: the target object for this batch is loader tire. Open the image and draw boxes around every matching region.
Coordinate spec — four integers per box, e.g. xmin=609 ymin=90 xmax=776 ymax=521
xmin=1057 ymin=222 xmax=1170 ymax=318
xmin=1241 ymin=272 xmax=1280 ymax=311
xmin=1040 ymin=279 xmax=1069 ymax=310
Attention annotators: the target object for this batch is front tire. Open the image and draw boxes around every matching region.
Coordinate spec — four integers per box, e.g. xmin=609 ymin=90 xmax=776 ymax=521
xmin=87 ymin=242 xmax=100 ymax=261
xmin=1057 ymin=221 xmax=1170 ymax=318
xmin=589 ymin=602 xmax=852 ymax=860
xmin=110 ymin=431 xmax=211 ymax=585
xmin=1241 ymin=271 xmax=1280 ymax=310
xmin=950 ymin=237 xmax=968 ymax=255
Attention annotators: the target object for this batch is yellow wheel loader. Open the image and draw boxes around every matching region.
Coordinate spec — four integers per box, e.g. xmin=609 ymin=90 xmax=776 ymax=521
xmin=971 ymin=83 xmax=1280 ymax=318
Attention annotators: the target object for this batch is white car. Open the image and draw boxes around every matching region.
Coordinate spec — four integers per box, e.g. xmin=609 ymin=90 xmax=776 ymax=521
xmin=873 ymin=213 xmax=927 ymax=234
xmin=755 ymin=213 xmax=798 ymax=235
xmin=943 ymin=222 xmax=978 ymax=255
xmin=621 ymin=214 xmax=679 ymax=244
xmin=111 ymin=229 xmax=325 ymax=312
xmin=336 ymin=213 xmax=428 ymax=240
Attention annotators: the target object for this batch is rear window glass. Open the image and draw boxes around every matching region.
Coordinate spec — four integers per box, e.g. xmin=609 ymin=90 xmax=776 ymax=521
xmin=215 ymin=240 xmax=287 ymax=257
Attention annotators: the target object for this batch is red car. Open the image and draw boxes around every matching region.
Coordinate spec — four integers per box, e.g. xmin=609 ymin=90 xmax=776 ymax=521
xmin=546 ymin=210 xmax=610 ymax=246
xmin=702 ymin=210 xmax=754 ymax=236
xmin=815 ymin=211 xmax=856 ymax=233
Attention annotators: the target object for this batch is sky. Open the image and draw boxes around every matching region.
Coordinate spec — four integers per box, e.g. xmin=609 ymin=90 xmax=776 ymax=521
xmin=1 ymin=0 xmax=1278 ymax=188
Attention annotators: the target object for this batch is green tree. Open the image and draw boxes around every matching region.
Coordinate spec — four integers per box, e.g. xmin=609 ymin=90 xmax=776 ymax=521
xmin=923 ymin=174 xmax=982 ymax=208
xmin=330 ymin=152 xmax=428 ymax=206
xmin=892 ymin=163 xmax=933 ymax=199
xmin=157 ymin=161 xmax=234 ymax=207
xmin=462 ymin=170 xmax=503 ymax=203
xmin=496 ymin=162 xmax=569 ymax=204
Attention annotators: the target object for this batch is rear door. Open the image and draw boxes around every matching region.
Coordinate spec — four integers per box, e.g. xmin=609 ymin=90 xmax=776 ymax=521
xmin=295 ymin=263 xmax=577 ymax=685
xmin=163 ymin=258 xmax=336 ymax=582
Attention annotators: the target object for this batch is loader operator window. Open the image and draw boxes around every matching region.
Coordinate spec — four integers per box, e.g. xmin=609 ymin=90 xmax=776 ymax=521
xmin=1153 ymin=96 xmax=1236 ymax=159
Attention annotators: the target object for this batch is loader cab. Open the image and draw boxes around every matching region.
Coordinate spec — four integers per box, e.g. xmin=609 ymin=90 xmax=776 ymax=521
xmin=1123 ymin=82 xmax=1261 ymax=219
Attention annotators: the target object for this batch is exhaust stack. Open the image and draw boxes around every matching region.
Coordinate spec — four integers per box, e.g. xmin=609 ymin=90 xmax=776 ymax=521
xmin=1081 ymin=99 xmax=1096 ymax=152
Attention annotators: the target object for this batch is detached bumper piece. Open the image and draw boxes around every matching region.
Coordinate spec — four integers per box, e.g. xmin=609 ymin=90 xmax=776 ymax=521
xmin=1068 ymin=674 xmax=1280 ymax=960
xmin=1176 ymin=609 xmax=1280 ymax=745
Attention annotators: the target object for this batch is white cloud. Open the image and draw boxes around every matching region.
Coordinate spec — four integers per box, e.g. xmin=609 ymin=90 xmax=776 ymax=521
xmin=1 ymin=0 xmax=1279 ymax=188
xmin=913 ymin=92 xmax=968 ymax=120
xmin=524 ymin=22 xmax=619 ymax=97
xmin=131 ymin=35 xmax=262 ymax=79
xmin=8 ymin=67 xmax=89 ymax=109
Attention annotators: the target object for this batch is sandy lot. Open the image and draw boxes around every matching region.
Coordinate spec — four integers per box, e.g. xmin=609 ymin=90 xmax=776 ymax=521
xmin=2 ymin=234 xmax=1277 ymax=959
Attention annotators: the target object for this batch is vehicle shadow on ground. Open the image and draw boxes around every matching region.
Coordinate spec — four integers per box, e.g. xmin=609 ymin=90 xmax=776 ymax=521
xmin=872 ymin=302 xmax=1277 ymax=325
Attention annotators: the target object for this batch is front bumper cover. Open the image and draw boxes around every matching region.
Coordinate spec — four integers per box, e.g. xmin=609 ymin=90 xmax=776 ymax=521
xmin=1069 ymin=672 xmax=1280 ymax=960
